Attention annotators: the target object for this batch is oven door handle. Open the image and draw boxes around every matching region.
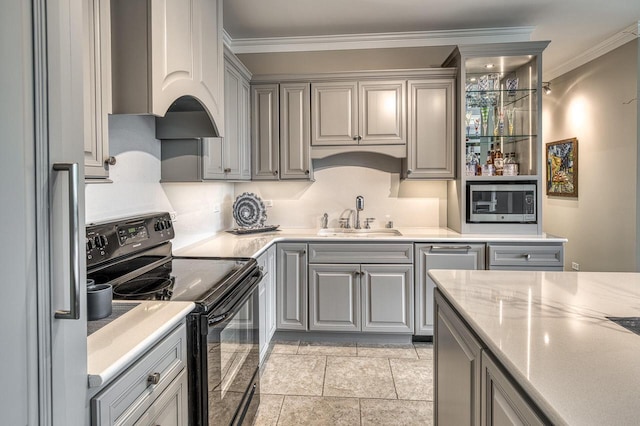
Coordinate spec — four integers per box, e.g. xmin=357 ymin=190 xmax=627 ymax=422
xmin=207 ymin=270 xmax=263 ymax=326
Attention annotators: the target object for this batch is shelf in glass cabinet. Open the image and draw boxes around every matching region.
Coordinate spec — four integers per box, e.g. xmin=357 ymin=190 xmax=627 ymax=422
xmin=465 ymin=135 xmax=537 ymax=145
xmin=465 ymin=89 xmax=536 ymax=108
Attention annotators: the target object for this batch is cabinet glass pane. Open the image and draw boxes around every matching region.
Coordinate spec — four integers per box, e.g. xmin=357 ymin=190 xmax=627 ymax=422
xmin=464 ymin=55 xmax=538 ymax=177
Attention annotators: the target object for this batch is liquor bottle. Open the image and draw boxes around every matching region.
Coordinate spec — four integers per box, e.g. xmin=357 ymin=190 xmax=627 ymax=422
xmin=494 ymin=147 xmax=504 ymax=176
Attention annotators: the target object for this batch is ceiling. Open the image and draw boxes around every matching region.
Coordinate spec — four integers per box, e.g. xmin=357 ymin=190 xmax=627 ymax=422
xmin=223 ymin=0 xmax=640 ymax=79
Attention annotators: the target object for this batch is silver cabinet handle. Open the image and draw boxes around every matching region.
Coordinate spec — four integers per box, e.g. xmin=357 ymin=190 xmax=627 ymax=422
xmin=524 ymin=254 xmax=532 ymax=260
xmin=147 ymin=372 xmax=161 ymax=385
xmin=430 ymin=245 xmax=472 ymax=252
xmin=53 ymin=163 xmax=80 ymax=320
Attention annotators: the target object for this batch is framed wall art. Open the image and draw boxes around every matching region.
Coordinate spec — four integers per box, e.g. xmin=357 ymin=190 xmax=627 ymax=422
xmin=546 ymin=137 xmax=578 ymax=197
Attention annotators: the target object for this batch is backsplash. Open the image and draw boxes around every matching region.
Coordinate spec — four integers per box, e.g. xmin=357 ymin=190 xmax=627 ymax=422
xmin=234 ymin=166 xmax=447 ymax=229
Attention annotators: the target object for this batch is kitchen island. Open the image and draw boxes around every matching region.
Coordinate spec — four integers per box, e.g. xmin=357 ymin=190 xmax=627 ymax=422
xmin=429 ymin=269 xmax=640 ymax=425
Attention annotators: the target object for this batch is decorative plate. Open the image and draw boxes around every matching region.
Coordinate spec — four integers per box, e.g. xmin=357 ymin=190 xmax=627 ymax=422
xmin=232 ymin=192 xmax=267 ymax=227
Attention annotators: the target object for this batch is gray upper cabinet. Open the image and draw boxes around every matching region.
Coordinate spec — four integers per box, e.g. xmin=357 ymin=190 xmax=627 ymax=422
xmin=309 ymin=264 xmax=361 ymax=332
xmin=415 ymin=244 xmax=485 ymax=336
xmin=276 ymin=243 xmax=308 ymax=331
xmin=84 ymin=0 xmax=112 ymax=179
xmin=252 ymin=83 xmax=313 ymax=180
xmin=361 ymin=264 xmax=413 ymax=333
xmin=359 ymin=81 xmax=406 ymax=145
xmin=405 ymin=79 xmax=455 ymax=179
xmin=251 ymin=84 xmax=280 ymax=180
xmin=111 ymin=0 xmax=224 ymax=134
xmin=311 ymin=82 xmax=358 ymax=146
xmin=312 ymin=80 xmax=406 ymax=147
xmin=280 ymin=83 xmax=312 ymax=179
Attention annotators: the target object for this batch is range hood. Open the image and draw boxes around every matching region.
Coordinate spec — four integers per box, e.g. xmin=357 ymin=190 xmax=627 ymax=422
xmin=155 ymin=96 xmax=220 ymax=139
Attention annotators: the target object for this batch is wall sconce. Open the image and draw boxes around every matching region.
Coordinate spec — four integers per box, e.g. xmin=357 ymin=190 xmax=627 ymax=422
xmin=543 ymin=82 xmax=551 ymax=95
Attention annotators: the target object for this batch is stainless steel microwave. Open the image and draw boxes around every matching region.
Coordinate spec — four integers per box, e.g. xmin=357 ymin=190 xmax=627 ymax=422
xmin=467 ymin=183 xmax=536 ymax=223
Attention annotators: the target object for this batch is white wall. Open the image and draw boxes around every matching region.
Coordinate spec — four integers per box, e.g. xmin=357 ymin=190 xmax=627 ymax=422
xmin=542 ymin=39 xmax=638 ymax=271
xmin=235 ymin=162 xmax=447 ymax=229
xmin=85 ymin=115 xmax=234 ymax=247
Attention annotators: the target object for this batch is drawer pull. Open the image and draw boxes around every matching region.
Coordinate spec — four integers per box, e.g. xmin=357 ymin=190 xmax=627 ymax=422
xmin=430 ymin=245 xmax=472 ymax=252
xmin=147 ymin=372 xmax=161 ymax=386
xmin=524 ymin=254 xmax=532 ymax=260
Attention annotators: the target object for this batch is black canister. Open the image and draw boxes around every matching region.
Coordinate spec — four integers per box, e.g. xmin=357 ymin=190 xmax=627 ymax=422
xmin=87 ymin=279 xmax=113 ymax=320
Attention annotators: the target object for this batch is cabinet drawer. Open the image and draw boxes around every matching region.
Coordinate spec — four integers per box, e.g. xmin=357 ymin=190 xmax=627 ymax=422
xmin=308 ymin=243 xmax=413 ymax=264
xmin=487 ymin=244 xmax=563 ymax=269
xmin=92 ymin=323 xmax=187 ymax=426
xmin=133 ymin=370 xmax=188 ymax=426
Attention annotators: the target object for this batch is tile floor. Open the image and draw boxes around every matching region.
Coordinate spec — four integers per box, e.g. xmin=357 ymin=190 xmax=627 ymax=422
xmin=253 ymin=341 xmax=434 ymax=425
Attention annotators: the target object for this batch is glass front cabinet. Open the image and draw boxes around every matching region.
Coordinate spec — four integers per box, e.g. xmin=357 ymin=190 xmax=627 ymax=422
xmin=444 ymin=41 xmax=550 ymax=234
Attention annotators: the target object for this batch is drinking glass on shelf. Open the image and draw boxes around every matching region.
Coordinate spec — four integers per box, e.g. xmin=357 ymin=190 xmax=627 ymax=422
xmin=480 ymin=107 xmax=489 ymax=136
xmin=506 ymin=108 xmax=515 ymax=136
xmin=474 ymin=119 xmax=479 ymax=136
xmin=465 ymin=111 xmax=472 ymax=136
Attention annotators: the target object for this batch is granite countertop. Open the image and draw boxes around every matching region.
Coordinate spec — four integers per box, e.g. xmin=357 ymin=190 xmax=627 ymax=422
xmin=428 ymin=269 xmax=640 ymax=425
xmin=173 ymin=227 xmax=567 ymax=258
xmin=87 ymin=300 xmax=194 ymax=388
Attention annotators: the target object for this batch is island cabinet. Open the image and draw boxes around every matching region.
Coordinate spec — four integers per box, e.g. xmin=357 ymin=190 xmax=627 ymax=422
xmin=91 ymin=322 xmax=188 ymax=426
xmin=415 ymin=244 xmax=485 ymax=336
xmin=311 ymin=80 xmax=406 ymax=147
xmin=111 ymin=0 xmax=224 ymax=132
xmin=276 ymin=243 xmax=308 ymax=330
xmin=251 ymin=83 xmax=312 ymax=181
xmin=307 ymin=243 xmax=414 ymax=334
xmin=434 ymin=290 xmax=547 ymax=426
xmin=257 ymin=245 xmax=277 ymax=363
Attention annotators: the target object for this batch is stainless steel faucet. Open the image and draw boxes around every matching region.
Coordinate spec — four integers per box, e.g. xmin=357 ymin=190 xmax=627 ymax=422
xmin=339 ymin=209 xmax=354 ymax=229
xmin=355 ymin=196 xmax=364 ymax=229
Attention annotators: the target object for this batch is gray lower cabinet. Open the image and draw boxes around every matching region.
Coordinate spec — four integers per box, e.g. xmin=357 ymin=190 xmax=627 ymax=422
xmin=361 ymin=264 xmax=413 ymax=333
xmin=309 ymin=264 xmax=361 ymax=331
xmin=481 ymin=352 xmax=544 ymax=426
xmin=91 ymin=322 xmax=188 ymax=425
xmin=434 ymin=289 xmax=482 ymax=426
xmin=276 ymin=243 xmax=308 ymax=330
xmin=258 ymin=245 xmax=277 ymax=363
xmin=415 ymin=244 xmax=485 ymax=336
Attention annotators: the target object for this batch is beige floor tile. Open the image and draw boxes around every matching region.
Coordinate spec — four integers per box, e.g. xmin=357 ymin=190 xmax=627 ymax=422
xmin=323 ymin=356 xmax=397 ymax=399
xmin=260 ymin=354 xmax=326 ymax=396
xmin=360 ymin=399 xmax=434 ymax=425
xmin=357 ymin=343 xmax=418 ymax=359
xmin=271 ymin=340 xmax=300 ymax=354
xmin=390 ymin=358 xmax=433 ymax=401
xmin=276 ymin=396 xmax=360 ymax=426
xmin=413 ymin=342 xmax=434 ymax=360
xmin=253 ymin=394 xmax=284 ymax=426
xmin=297 ymin=342 xmax=357 ymax=356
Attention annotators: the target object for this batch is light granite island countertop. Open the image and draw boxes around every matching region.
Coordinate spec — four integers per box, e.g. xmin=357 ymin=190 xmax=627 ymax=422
xmin=429 ymin=269 xmax=640 ymax=425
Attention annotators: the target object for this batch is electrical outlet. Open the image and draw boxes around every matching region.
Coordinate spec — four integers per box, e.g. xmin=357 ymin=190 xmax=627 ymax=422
xmin=169 ymin=211 xmax=178 ymax=222
xmin=264 ymin=200 xmax=273 ymax=207
xmin=212 ymin=204 xmax=221 ymax=213
xmin=571 ymin=262 xmax=580 ymax=271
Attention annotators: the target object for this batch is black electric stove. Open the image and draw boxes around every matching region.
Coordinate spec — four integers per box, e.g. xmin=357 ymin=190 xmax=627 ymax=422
xmin=86 ymin=212 xmax=262 ymax=425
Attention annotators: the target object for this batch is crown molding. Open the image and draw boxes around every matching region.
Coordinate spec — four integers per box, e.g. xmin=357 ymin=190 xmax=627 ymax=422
xmin=545 ymin=21 xmax=639 ymax=81
xmin=224 ymin=26 xmax=534 ymax=54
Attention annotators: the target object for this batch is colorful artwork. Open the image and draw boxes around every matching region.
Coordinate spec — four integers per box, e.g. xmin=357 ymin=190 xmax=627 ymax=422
xmin=546 ymin=138 xmax=578 ymax=197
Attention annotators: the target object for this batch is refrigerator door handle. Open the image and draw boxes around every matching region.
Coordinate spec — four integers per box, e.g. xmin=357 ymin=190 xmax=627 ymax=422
xmin=53 ymin=162 xmax=80 ymax=320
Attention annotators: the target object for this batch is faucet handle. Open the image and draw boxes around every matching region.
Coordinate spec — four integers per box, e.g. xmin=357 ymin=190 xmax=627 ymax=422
xmin=364 ymin=218 xmax=375 ymax=229
xmin=339 ymin=218 xmax=350 ymax=229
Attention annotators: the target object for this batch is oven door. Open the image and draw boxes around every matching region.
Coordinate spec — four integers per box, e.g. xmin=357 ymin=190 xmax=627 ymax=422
xmin=203 ymin=271 xmax=262 ymax=426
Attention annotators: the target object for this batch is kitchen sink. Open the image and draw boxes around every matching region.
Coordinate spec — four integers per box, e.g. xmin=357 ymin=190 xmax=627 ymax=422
xmin=317 ymin=228 xmax=402 ymax=237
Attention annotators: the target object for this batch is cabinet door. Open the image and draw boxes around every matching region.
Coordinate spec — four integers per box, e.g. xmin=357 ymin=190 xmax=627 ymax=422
xmin=406 ymin=79 xmax=455 ymax=179
xmin=251 ymin=84 xmax=280 ymax=180
xmin=276 ymin=243 xmax=308 ymax=330
xmin=309 ymin=264 xmax=361 ymax=331
xmin=311 ymin=82 xmax=358 ymax=146
xmin=358 ymin=81 xmax=406 ymax=145
xmin=415 ymin=244 xmax=485 ymax=336
xmin=198 ymin=0 xmax=224 ymax=136
xmin=84 ymin=0 xmax=111 ymax=178
xmin=434 ymin=290 xmax=482 ymax=426
xmin=266 ymin=246 xmax=278 ymax=340
xmin=481 ymin=352 xmax=545 ymax=426
xmin=280 ymin=83 xmax=312 ymax=179
xmin=361 ymin=265 xmax=413 ymax=333
xmin=202 ymin=137 xmax=225 ymax=180
xmin=133 ymin=370 xmax=189 ymax=426
xmin=222 ymin=62 xmax=250 ymax=180
xmin=258 ymin=278 xmax=268 ymax=363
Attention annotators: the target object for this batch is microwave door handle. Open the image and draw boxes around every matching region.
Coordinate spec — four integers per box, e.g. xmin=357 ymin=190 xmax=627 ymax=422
xmin=53 ymin=163 xmax=80 ymax=320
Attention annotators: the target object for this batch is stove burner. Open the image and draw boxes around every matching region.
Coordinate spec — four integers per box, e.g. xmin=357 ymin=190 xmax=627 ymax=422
xmin=113 ymin=276 xmax=175 ymax=300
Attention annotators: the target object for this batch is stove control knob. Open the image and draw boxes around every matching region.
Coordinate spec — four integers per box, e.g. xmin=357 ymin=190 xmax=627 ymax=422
xmin=95 ymin=235 xmax=108 ymax=248
xmin=154 ymin=222 xmax=160 ymax=231
xmin=166 ymin=220 xmax=172 ymax=229
xmin=86 ymin=239 xmax=93 ymax=251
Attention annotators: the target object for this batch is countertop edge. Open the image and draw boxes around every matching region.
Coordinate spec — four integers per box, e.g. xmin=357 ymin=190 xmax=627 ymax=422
xmin=87 ymin=302 xmax=195 ymax=388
